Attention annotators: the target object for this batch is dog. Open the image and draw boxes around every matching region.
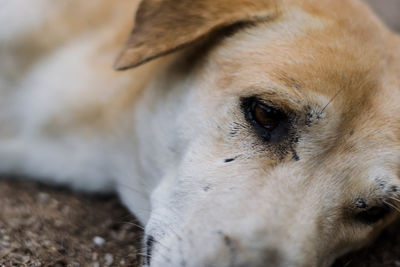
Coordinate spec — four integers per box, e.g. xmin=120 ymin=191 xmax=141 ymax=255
xmin=1 ymin=0 xmax=400 ymax=266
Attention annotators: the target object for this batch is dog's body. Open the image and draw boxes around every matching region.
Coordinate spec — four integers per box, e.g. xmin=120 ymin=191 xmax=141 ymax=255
xmin=0 ymin=0 xmax=156 ymax=218
xmin=1 ymin=0 xmax=400 ymax=266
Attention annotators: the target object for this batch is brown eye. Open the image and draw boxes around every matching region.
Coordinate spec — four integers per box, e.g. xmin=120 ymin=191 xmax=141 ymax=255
xmin=252 ymin=102 xmax=282 ymax=130
xmin=241 ymin=97 xmax=289 ymax=142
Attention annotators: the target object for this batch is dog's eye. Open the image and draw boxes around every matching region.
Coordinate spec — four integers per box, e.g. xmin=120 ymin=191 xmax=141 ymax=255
xmin=252 ymin=102 xmax=281 ymax=130
xmin=355 ymin=205 xmax=391 ymax=224
xmin=242 ymin=97 xmax=289 ymax=142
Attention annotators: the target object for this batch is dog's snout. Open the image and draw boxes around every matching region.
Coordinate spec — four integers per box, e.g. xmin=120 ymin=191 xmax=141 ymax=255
xmin=199 ymin=232 xmax=311 ymax=267
xmin=217 ymin=233 xmax=282 ymax=266
xmin=203 ymin=245 xmax=304 ymax=267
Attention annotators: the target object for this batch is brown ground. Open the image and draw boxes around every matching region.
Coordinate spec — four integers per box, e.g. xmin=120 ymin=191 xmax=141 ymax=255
xmin=1 ymin=1 xmax=400 ymax=267
xmin=0 ymin=180 xmax=142 ymax=267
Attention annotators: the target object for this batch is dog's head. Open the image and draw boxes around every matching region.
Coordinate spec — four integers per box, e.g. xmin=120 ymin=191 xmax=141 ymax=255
xmin=116 ymin=0 xmax=400 ymax=266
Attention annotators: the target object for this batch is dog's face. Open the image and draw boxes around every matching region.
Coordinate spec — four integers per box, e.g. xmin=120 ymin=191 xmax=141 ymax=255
xmin=117 ymin=0 xmax=400 ymax=266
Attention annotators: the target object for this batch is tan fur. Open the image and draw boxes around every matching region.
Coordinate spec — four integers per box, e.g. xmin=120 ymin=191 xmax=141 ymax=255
xmin=114 ymin=0 xmax=282 ymax=69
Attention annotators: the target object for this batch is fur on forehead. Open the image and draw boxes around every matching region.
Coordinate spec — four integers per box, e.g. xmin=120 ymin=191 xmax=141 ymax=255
xmin=114 ymin=0 xmax=281 ymax=70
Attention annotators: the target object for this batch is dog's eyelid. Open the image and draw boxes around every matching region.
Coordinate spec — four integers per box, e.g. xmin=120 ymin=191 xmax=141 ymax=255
xmin=240 ymin=95 xmax=299 ymax=117
xmin=241 ymin=85 xmax=311 ymax=115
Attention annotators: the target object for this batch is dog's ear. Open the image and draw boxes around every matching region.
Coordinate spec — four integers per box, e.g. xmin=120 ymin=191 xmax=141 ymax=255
xmin=114 ymin=0 xmax=278 ymax=70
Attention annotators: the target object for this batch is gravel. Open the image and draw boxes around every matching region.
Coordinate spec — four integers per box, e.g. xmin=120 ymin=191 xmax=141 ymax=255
xmin=0 ymin=179 xmax=142 ymax=267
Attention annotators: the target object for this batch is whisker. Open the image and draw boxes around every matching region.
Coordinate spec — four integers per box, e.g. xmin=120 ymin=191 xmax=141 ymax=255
xmin=384 ymin=200 xmax=400 ymax=214
xmin=139 ymin=240 xmax=172 ymax=265
xmin=115 ymin=182 xmax=193 ymax=242
xmin=115 ymin=182 xmax=206 ymax=253
xmin=388 ymin=196 xmax=400 ymax=203
xmin=146 ymin=216 xmax=185 ymax=244
xmin=115 ymin=181 xmax=186 ymax=222
xmin=138 ymin=252 xmax=151 ymax=257
xmin=318 ymin=87 xmax=345 ymax=116
xmin=122 ymin=221 xmax=145 ymax=231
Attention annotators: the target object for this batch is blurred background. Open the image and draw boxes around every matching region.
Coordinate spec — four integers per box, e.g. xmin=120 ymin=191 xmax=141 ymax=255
xmin=365 ymin=0 xmax=400 ymax=31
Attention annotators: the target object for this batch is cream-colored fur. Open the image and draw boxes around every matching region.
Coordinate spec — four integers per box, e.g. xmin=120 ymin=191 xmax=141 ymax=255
xmin=1 ymin=0 xmax=400 ymax=266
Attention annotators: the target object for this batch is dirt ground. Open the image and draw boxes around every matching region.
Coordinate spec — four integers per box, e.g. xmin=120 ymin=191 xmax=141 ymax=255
xmin=1 ymin=1 xmax=400 ymax=267
xmin=0 ymin=180 xmax=142 ymax=267
xmin=1 ymin=180 xmax=400 ymax=267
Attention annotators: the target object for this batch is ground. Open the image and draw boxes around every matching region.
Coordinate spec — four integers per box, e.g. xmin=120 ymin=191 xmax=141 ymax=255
xmin=0 ymin=180 xmax=142 ymax=267
xmin=1 ymin=180 xmax=400 ymax=267
xmin=1 ymin=1 xmax=400 ymax=266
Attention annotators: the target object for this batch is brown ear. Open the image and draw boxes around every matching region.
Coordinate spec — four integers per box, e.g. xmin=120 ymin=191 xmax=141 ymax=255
xmin=114 ymin=0 xmax=279 ymax=70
